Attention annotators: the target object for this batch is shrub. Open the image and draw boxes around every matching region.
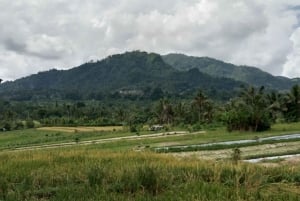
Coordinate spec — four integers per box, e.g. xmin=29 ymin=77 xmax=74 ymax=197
xmin=26 ymin=120 xmax=35 ymax=128
xmin=130 ymin=125 xmax=137 ymax=133
xmin=231 ymin=148 xmax=242 ymax=164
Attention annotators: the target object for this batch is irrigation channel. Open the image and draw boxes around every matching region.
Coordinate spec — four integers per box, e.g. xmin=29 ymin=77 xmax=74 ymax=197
xmin=244 ymin=154 xmax=300 ymax=163
xmin=154 ymin=134 xmax=300 ymax=161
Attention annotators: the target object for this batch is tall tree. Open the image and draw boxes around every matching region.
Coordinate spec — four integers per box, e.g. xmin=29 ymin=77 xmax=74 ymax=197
xmin=156 ymin=99 xmax=174 ymax=125
xmin=173 ymin=102 xmax=187 ymax=124
xmin=224 ymin=86 xmax=271 ymax=132
xmin=192 ymin=90 xmax=213 ymax=123
xmin=282 ymin=85 xmax=300 ymax=122
xmin=266 ymin=91 xmax=283 ymax=122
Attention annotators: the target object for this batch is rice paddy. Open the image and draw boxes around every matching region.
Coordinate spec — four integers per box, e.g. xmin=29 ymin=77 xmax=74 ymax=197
xmin=1 ymin=123 xmax=300 ymax=200
xmin=37 ymin=126 xmax=124 ymax=133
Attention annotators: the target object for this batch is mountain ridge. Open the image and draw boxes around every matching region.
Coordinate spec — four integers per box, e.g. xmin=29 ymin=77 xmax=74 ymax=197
xmin=0 ymin=51 xmax=243 ymax=101
xmin=0 ymin=51 xmax=298 ymax=101
xmin=162 ymin=53 xmax=296 ymax=90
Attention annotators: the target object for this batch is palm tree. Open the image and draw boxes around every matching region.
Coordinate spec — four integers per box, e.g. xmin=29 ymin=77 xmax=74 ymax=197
xmin=115 ymin=108 xmax=127 ymax=122
xmin=174 ymin=102 xmax=186 ymax=123
xmin=156 ymin=99 xmax=174 ymax=125
xmin=226 ymin=86 xmax=271 ymax=132
xmin=192 ymin=90 xmax=213 ymax=123
xmin=193 ymin=91 xmax=206 ymax=122
xmin=266 ymin=91 xmax=283 ymax=122
xmin=282 ymin=85 xmax=300 ymax=122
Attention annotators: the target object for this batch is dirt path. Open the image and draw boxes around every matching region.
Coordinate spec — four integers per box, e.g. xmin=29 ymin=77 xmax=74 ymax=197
xmin=3 ymin=131 xmax=203 ymax=152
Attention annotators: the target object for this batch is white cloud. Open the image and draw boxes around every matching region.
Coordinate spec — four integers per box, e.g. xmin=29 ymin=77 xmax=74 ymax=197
xmin=283 ymin=28 xmax=300 ymax=77
xmin=0 ymin=0 xmax=299 ymax=81
xmin=25 ymin=34 xmax=73 ymax=59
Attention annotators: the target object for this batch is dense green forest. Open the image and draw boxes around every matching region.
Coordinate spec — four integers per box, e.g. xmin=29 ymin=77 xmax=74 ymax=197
xmin=1 ymin=51 xmax=300 ymax=102
xmin=163 ymin=53 xmax=300 ymax=90
xmin=1 ymin=85 xmax=300 ymax=133
xmin=0 ymin=51 xmax=243 ymax=101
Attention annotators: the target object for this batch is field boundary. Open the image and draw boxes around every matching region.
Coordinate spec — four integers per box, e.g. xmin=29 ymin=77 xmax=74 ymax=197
xmin=2 ymin=131 xmax=200 ymax=152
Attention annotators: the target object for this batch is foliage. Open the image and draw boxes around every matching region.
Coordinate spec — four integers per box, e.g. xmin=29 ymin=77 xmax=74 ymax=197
xmin=1 ymin=85 xmax=300 ymax=133
xmin=155 ymin=98 xmax=174 ymax=124
xmin=163 ymin=53 xmax=299 ymax=90
xmin=0 ymin=51 xmax=243 ymax=101
xmin=223 ymin=86 xmax=272 ymax=132
xmin=0 ymin=149 xmax=299 ymax=201
xmin=191 ymin=90 xmax=214 ymax=123
xmin=231 ymin=148 xmax=242 ymax=164
xmin=282 ymin=85 xmax=300 ymax=122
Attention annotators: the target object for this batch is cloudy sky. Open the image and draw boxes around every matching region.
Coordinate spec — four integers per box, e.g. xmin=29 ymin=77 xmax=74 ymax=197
xmin=1 ymin=0 xmax=300 ymax=81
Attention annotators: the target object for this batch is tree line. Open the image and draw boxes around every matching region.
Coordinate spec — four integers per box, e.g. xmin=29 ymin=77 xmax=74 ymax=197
xmin=1 ymin=85 xmax=300 ymax=132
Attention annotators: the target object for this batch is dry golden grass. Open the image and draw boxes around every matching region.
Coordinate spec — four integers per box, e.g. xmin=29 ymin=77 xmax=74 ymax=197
xmin=37 ymin=126 xmax=123 ymax=133
xmin=1 ymin=147 xmax=299 ymax=201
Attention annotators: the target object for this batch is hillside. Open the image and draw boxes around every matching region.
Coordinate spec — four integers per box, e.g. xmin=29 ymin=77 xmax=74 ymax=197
xmin=0 ymin=51 xmax=243 ymax=101
xmin=163 ymin=53 xmax=297 ymax=91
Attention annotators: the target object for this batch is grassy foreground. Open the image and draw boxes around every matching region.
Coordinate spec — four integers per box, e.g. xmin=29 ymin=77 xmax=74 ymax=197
xmin=0 ymin=148 xmax=299 ymax=201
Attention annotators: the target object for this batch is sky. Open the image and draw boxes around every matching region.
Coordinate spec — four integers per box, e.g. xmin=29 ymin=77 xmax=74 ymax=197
xmin=0 ymin=0 xmax=300 ymax=81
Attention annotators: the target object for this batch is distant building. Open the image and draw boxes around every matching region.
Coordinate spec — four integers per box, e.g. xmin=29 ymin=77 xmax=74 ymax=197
xmin=119 ymin=89 xmax=143 ymax=96
xmin=149 ymin=125 xmax=164 ymax=131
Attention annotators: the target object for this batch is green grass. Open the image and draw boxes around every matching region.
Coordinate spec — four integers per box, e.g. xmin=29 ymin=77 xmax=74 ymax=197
xmin=153 ymin=138 xmax=300 ymax=153
xmin=0 ymin=123 xmax=300 ymax=200
xmin=1 ymin=122 xmax=300 ymax=152
xmin=0 ymin=148 xmax=299 ymax=201
xmin=271 ymin=122 xmax=300 ymax=132
xmin=244 ymin=149 xmax=300 ymax=160
xmin=0 ymin=128 xmax=156 ymax=150
xmin=260 ymin=158 xmax=285 ymax=163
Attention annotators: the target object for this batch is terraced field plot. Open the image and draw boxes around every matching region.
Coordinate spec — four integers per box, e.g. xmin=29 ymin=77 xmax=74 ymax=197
xmin=37 ymin=126 xmax=124 ymax=132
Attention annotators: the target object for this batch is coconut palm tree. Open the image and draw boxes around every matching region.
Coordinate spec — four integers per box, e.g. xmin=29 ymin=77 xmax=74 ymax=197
xmin=192 ymin=90 xmax=213 ymax=123
xmin=156 ymin=99 xmax=174 ymax=125
xmin=225 ymin=86 xmax=271 ymax=132
xmin=282 ymin=85 xmax=300 ymax=122
xmin=266 ymin=91 xmax=283 ymax=122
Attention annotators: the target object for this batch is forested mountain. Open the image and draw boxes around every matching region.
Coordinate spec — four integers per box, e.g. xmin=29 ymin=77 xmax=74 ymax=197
xmin=1 ymin=51 xmax=300 ymax=131
xmin=0 ymin=51 xmax=243 ymax=101
xmin=163 ymin=54 xmax=299 ymax=90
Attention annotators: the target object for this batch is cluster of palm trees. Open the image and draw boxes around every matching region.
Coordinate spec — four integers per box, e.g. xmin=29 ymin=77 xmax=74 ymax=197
xmin=224 ymin=86 xmax=272 ymax=132
xmin=154 ymin=91 xmax=213 ymax=126
xmin=282 ymin=85 xmax=300 ymax=122
xmin=224 ymin=85 xmax=300 ymax=132
xmin=154 ymin=85 xmax=300 ymax=132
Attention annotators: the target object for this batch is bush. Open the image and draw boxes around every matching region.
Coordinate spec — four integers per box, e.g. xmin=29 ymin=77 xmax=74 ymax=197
xmin=130 ymin=125 xmax=138 ymax=133
xmin=231 ymin=148 xmax=242 ymax=164
xmin=3 ymin=122 xmax=11 ymax=131
xmin=26 ymin=120 xmax=35 ymax=128
xmin=15 ymin=121 xmax=24 ymax=130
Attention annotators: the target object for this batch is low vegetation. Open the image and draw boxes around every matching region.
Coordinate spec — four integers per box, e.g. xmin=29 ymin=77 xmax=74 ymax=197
xmin=37 ymin=126 xmax=123 ymax=133
xmin=0 ymin=149 xmax=299 ymax=201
